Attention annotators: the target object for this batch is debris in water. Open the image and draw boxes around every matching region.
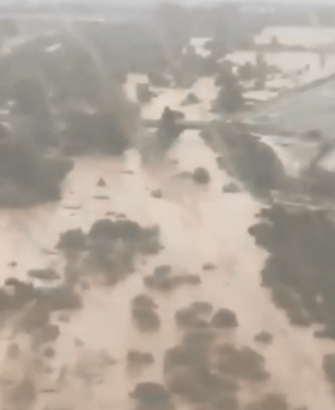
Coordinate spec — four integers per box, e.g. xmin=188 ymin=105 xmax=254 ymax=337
xmin=254 ymin=331 xmax=273 ymax=344
xmin=8 ymin=261 xmax=17 ymax=267
xmin=144 ymin=271 xmax=201 ymax=291
xmin=63 ymin=204 xmax=82 ymax=210
xmin=93 ymin=195 xmax=110 ymax=200
xmin=97 ymin=177 xmax=107 ymax=187
xmin=151 ymin=189 xmax=163 ymax=198
xmin=28 ymin=268 xmax=60 ymax=281
xmin=203 ymin=263 xmax=217 ymax=271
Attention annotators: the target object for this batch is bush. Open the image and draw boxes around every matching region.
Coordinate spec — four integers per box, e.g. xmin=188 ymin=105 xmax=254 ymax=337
xmin=203 ymin=263 xmax=217 ymax=271
xmin=130 ymin=382 xmax=173 ymax=410
xmin=39 ymin=324 xmax=61 ymax=343
xmin=215 ymin=65 xmax=237 ymax=87
xmin=57 ymin=219 xmax=161 ymax=286
xmin=214 ymin=123 xmax=285 ymax=194
xmin=193 ymin=167 xmax=211 ymax=185
xmin=56 ymin=229 xmax=87 ymax=251
xmin=211 ymin=309 xmax=239 ymax=328
xmin=181 ymin=93 xmax=200 ymax=106
xmin=44 ymin=347 xmax=56 ymax=358
xmin=254 ymin=331 xmax=273 ymax=344
xmin=249 ymin=205 xmax=335 ymax=331
xmin=152 ymin=189 xmax=163 ymax=198
xmin=175 ymin=307 xmax=209 ymax=329
xmin=132 ymin=307 xmax=161 ymax=332
xmin=63 ymin=110 xmax=131 ymax=156
xmin=19 ymin=302 xmax=50 ymax=332
xmin=97 ymin=178 xmax=107 ymax=187
xmin=189 ymin=302 xmax=214 ymax=316
xmin=215 ymin=345 xmax=269 ymax=381
xmin=88 ymin=219 xmax=160 ymax=255
xmin=137 ymin=83 xmax=154 ymax=103
xmin=10 ymin=377 xmax=36 ymax=405
xmin=238 ymin=62 xmax=255 ymax=81
xmin=222 ymin=182 xmax=240 ymax=193
xmin=42 ymin=286 xmax=83 ymax=311
xmin=127 ymin=350 xmax=155 ymax=366
xmin=216 ymin=84 xmax=244 ymax=114
xmin=167 ymin=367 xmax=228 ymax=404
xmin=323 ymin=354 xmax=335 ymax=385
xmin=0 ymin=140 xmax=73 ymax=208
xmin=132 ymin=294 xmax=158 ymax=310
xmin=2 ymin=279 xmax=36 ymax=311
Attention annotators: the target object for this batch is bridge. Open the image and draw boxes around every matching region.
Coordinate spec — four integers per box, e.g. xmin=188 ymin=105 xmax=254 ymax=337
xmin=142 ymin=118 xmax=208 ymax=130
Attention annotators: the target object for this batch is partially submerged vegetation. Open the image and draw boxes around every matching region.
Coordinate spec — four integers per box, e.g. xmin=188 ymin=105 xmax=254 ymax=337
xmin=58 ymin=218 xmax=161 ymax=285
xmin=212 ymin=122 xmax=286 ymax=196
xmin=0 ymin=3 xmax=334 ymax=410
xmin=144 ymin=266 xmax=201 ymax=291
xmin=0 ymin=139 xmax=72 ymax=208
xmin=249 ymin=204 xmax=335 ymax=336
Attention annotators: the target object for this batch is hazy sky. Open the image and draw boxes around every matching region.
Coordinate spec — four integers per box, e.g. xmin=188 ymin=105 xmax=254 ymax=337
xmin=22 ymin=0 xmax=330 ymax=3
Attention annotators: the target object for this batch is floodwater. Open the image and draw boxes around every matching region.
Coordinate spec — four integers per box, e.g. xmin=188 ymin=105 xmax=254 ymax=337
xmin=248 ymin=76 xmax=335 ymax=137
xmin=0 ymin=82 xmax=334 ymax=410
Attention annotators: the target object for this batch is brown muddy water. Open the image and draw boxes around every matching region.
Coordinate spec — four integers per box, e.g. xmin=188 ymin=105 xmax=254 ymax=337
xmin=0 ymin=83 xmax=333 ymax=410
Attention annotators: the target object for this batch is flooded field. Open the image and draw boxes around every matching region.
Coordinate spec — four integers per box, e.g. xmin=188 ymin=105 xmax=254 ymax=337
xmin=1 ymin=6 xmax=335 ymax=410
xmin=0 ymin=89 xmax=332 ymax=410
xmin=247 ymin=76 xmax=335 ymax=137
